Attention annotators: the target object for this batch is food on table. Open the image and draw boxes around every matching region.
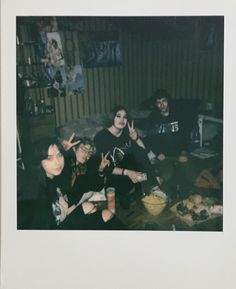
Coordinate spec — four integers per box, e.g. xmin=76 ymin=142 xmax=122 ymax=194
xmin=189 ymin=194 xmax=202 ymax=205
xmin=175 ymin=194 xmax=223 ymax=222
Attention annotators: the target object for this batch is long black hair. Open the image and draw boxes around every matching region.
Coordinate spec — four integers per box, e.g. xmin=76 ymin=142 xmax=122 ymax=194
xmin=32 ymin=137 xmax=64 ymax=167
xmin=32 ymin=137 xmax=65 ymax=189
xmin=21 ymin=137 xmax=65 ymax=201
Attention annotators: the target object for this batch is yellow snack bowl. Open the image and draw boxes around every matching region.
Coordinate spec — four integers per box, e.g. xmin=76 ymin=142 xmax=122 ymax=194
xmin=142 ymin=188 xmax=168 ymax=216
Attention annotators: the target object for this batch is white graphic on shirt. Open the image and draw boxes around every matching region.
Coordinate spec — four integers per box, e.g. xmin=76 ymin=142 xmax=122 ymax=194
xmin=156 ymin=121 xmax=179 ymax=134
xmin=110 ymin=147 xmax=125 ymax=166
xmin=109 ymin=140 xmax=131 ymax=166
xmin=52 ymin=187 xmax=69 ymax=225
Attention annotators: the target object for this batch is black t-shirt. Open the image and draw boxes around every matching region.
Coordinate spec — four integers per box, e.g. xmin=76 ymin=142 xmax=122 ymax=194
xmin=94 ymin=128 xmax=132 ymax=168
xmin=60 ymin=149 xmax=105 ymax=204
xmin=20 ymin=165 xmax=105 ymax=230
xmin=146 ymin=108 xmax=188 ymax=156
xmin=94 ymin=127 xmax=157 ymax=187
xmin=31 ymin=176 xmax=70 ymax=229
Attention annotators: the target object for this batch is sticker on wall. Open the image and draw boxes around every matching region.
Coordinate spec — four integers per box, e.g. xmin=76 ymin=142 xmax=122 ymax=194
xmin=67 ymin=65 xmax=84 ymax=95
xmin=47 ymin=67 xmax=66 ymax=97
xmin=80 ymin=32 xmax=122 ymax=68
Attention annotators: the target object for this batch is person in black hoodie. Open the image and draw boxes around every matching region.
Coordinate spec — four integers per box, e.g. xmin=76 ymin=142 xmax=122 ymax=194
xmin=145 ymin=89 xmax=188 ymax=159
xmin=19 ymin=137 xmax=125 ymax=230
xmin=144 ymin=89 xmax=197 ymax=196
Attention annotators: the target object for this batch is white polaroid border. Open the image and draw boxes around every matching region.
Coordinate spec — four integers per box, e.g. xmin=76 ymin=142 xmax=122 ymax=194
xmin=1 ymin=1 xmax=236 ymax=289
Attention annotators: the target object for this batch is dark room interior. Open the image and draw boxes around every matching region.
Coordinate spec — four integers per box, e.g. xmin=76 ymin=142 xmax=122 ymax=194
xmin=17 ymin=16 xmax=224 ymax=231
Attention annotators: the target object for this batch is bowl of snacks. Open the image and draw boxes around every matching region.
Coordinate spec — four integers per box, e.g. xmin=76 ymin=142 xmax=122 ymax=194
xmin=142 ymin=186 xmax=168 ymax=216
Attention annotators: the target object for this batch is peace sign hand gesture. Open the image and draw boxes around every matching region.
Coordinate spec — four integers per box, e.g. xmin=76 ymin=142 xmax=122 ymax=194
xmin=61 ymin=132 xmax=80 ymax=151
xmin=128 ymin=121 xmax=138 ymax=141
xmin=99 ymin=152 xmax=110 ymax=172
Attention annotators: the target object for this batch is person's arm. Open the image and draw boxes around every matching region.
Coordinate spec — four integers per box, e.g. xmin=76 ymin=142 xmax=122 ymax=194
xmin=128 ymin=121 xmax=146 ymax=149
xmin=93 ymin=130 xmax=115 ymax=175
xmin=112 ymin=167 xmax=143 ymax=183
xmin=98 ymin=152 xmax=110 ymax=174
xmin=67 ymin=204 xmax=76 ymax=215
xmin=133 ymin=134 xmax=146 ymax=149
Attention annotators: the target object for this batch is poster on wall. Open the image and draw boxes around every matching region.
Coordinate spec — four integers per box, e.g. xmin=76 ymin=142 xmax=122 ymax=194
xmin=67 ymin=65 xmax=85 ymax=95
xmin=47 ymin=66 xmax=66 ymax=97
xmin=80 ymin=32 xmax=122 ymax=68
xmin=46 ymin=32 xmax=65 ymax=67
xmin=40 ymin=31 xmax=65 ymax=67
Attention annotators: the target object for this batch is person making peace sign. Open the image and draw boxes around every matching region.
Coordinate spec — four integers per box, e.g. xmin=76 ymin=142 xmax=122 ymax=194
xmin=94 ymin=105 xmax=158 ymax=209
xmin=60 ymin=134 xmax=111 ymax=205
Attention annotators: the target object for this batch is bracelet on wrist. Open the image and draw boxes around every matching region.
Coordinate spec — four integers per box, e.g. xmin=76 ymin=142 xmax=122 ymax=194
xmin=134 ymin=135 xmax=139 ymax=142
xmin=121 ymin=168 xmax=124 ymax=175
xmin=98 ymin=171 xmax=105 ymax=177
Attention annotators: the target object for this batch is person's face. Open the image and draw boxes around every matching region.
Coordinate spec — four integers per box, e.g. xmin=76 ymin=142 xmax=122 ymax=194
xmin=113 ymin=109 xmax=128 ymax=130
xmin=41 ymin=144 xmax=64 ymax=179
xmin=155 ymin=97 xmax=169 ymax=114
xmin=74 ymin=144 xmax=93 ymax=164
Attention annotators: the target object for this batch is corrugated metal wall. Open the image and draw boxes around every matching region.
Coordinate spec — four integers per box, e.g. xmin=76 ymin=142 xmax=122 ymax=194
xmin=17 ymin=16 xmax=224 ymax=127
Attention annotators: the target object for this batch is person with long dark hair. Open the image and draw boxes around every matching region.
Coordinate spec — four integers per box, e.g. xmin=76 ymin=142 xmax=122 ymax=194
xmin=94 ymin=105 xmax=158 ymax=208
xmin=19 ymin=137 xmax=125 ymax=230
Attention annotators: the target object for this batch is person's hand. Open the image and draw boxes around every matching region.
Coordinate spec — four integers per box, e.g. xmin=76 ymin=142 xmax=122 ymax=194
xmin=125 ymin=169 xmax=143 ymax=183
xmin=157 ymin=153 xmax=166 ymax=161
xmin=61 ymin=132 xmax=80 ymax=151
xmin=128 ymin=121 xmax=138 ymax=141
xmin=99 ymin=152 xmax=110 ymax=172
xmin=178 ymin=151 xmax=188 ymax=163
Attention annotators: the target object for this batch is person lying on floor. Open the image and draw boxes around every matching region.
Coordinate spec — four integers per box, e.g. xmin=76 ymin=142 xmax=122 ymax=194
xmin=20 ymin=137 xmax=126 ymax=230
xmin=93 ymin=105 xmax=159 ymax=209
